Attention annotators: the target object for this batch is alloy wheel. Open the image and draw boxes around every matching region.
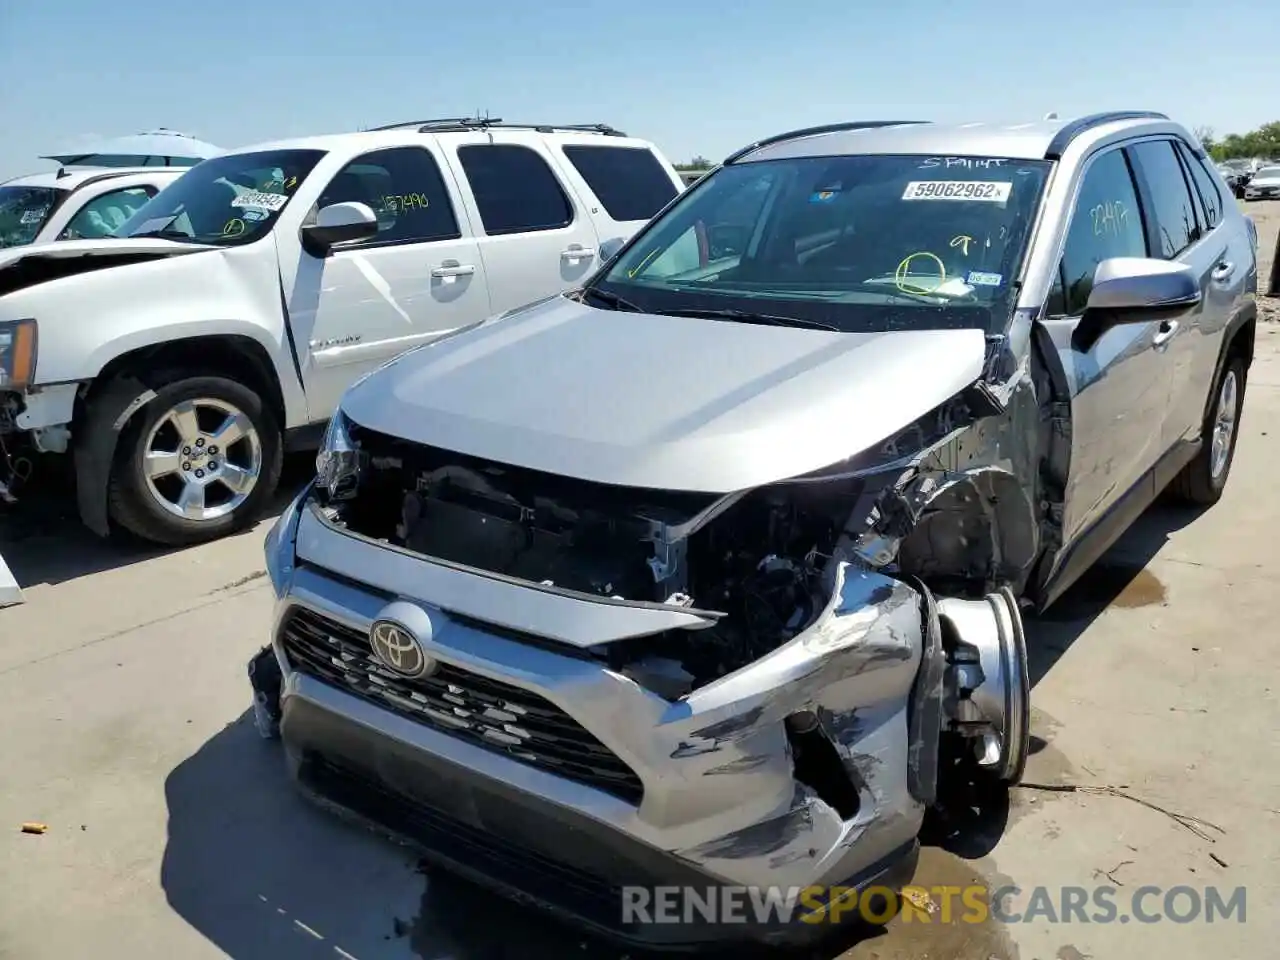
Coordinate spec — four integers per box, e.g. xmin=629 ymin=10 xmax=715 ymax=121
xmin=141 ymin=397 xmax=263 ymax=521
xmin=1210 ymin=369 xmax=1238 ymax=481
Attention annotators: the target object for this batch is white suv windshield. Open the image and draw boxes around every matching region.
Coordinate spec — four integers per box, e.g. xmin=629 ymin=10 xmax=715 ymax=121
xmin=117 ymin=148 xmax=326 ymax=244
xmin=594 ymin=153 xmax=1051 ymax=334
xmin=0 ymin=185 xmax=64 ymax=248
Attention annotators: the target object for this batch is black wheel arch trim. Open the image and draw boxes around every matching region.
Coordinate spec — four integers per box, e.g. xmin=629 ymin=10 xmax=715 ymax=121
xmin=1201 ymin=301 xmax=1255 ymax=427
xmin=74 ymin=375 xmax=151 ymax=537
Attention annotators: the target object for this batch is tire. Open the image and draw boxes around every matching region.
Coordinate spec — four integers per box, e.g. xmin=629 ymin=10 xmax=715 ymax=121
xmin=106 ymin=373 xmax=283 ymax=545
xmin=1168 ymin=354 xmax=1246 ymax=506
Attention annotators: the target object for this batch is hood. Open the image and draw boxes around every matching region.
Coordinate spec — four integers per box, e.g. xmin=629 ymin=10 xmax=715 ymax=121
xmin=1250 ymin=172 xmax=1280 ymax=186
xmin=0 ymin=237 xmax=216 ymax=297
xmin=340 ymin=295 xmax=989 ymax=493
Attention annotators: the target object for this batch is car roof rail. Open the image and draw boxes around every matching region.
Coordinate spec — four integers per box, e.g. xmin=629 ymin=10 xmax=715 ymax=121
xmin=724 ymin=120 xmax=932 ymax=165
xmin=366 ymin=117 xmax=477 ymax=131
xmin=367 ymin=117 xmax=626 ymax=136
xmin=1043 ymin=111 xmax=1170 ymax=159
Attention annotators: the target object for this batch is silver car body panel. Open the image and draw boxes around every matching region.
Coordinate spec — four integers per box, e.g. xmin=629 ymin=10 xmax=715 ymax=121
xmin=338 ymin=294 xmax=988 ymax=494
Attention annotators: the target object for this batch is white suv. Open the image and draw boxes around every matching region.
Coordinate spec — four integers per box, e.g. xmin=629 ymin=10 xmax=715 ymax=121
xmin=0 ymin=119 xmax=683 ymax=544
xmin=0 ymin=167 xmax=184 ymax=247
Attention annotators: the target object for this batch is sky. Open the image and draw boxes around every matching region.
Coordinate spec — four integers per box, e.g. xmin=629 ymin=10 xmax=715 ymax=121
xmin=1 ymin=0 xmax=1276 ymax=181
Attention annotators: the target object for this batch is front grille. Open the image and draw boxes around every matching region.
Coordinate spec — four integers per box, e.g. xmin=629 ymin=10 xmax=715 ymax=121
xmin=280 ymin=607 xmax=644 ymax=803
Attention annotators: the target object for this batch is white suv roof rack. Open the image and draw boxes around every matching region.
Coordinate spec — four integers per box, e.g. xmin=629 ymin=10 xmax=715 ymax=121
xmin=365 ymin=116 xmax=627 ymax=136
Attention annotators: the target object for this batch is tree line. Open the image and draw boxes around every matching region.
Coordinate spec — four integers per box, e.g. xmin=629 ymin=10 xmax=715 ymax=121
xmin=1195 ymin=122 xmax=1280 ymax=162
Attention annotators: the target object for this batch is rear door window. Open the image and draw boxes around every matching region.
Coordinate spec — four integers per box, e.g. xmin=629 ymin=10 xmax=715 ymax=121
xmin=561 ymin=145 xmax=678 ymax=222
xmin=457 ymin=144 xmax=573 ymax=235
xmin=1127 ymin=140 xmax=1200 ymax=258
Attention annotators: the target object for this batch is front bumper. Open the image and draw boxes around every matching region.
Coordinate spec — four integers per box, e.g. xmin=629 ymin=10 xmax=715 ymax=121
xmin=265 ymin=492 xmax=931 ymax=945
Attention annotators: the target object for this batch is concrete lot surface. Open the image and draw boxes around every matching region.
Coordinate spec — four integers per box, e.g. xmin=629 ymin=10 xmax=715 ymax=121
xmin=1 ymin=204 xmax=1278 ymax=960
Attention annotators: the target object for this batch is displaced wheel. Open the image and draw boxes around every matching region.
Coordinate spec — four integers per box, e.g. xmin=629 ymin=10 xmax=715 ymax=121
xmin=937 ymin=588 xmax=1030 ymax=786
xmin=106 ymin=374 xmax=283 ymax=545
xmin=1168 ymin=354 xmax=1246 ymax=506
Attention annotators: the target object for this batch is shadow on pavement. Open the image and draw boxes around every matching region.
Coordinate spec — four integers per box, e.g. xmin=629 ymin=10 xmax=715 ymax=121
xmin=0 ymin=453 xmax=315 ymax=590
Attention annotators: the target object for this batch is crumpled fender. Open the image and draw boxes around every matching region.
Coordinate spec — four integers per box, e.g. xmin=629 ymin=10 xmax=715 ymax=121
xmin=73 ymin=375 xmax=156 ymax=538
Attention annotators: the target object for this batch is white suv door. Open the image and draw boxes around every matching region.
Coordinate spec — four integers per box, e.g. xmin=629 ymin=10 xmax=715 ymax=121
xmin=441 ymin=134 xmax=602 ymax=316
xmin=283 ymin=144 xmax=493 ymax=416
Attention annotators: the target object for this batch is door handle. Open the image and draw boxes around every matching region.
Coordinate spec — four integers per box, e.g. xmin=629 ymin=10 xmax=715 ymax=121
xmin=1152 ymin=319 xmax=1179 ymax=348
xmin=561 ymin=245 xmax=596 ymax=261
xmin=1211 ymin=260 xmax=1235 ymax=282
xmin=431 ymin=260 xmax=476 ymax=278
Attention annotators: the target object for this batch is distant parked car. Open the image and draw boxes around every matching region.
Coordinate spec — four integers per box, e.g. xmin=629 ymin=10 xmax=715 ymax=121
xmin=0 ymin=167 xmax=183 ymax=247
xmin=1217 ymin=166 xmax=1242 ymax=196
xmin=1243 ymin=164 xmax=1280 ymax=201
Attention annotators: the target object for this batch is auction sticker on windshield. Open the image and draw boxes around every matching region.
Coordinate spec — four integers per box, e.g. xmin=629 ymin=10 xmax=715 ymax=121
xmin=231 ymin=191 xmax=289 ymax=212
xmin=902 ymin=181 xmax=1012 ymax=202
xmin=20 ymin=209 xmax=47 ymax=224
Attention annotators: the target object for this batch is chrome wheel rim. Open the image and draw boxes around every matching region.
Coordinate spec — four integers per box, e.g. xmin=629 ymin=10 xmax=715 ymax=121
xmin=1210 ymin=370 xmax=1238 ymax=481
xmin=142 ymin=397 xmax=262 ymax=521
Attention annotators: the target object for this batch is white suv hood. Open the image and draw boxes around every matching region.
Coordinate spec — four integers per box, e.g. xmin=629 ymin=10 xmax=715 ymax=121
xmin=0 ymin=236 xmax=215 ymax=270
xmin=340 ymin=295 xmax=989 ymax=493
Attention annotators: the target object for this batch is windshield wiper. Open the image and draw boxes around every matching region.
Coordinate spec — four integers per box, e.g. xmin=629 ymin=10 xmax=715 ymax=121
xmin=580 ymin=286 xmax=643 ymax=312
xmin=661 ymin=308 xmax=837 ymax=331
xmin=127 ymin=228 xmax=195 ymax=241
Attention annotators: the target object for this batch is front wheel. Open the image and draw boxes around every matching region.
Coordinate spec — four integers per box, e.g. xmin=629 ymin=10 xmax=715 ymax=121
xmin=106 ymin=374 xmax=283 ymax=545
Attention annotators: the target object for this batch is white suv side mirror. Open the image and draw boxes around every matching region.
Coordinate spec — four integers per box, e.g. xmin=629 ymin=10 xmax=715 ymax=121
xmin=302 ymin=201 xmax=379 ymax=254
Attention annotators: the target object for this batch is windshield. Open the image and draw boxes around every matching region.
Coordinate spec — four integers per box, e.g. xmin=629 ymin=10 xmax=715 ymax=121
xmin=117 ymin=148 xmax=326 ymax=244
xmin=1256 ymin=166 xmax=1280 ymax=179
xmin=0 ymin=186 xmax=64 ymax=248
xmin=593 ymin=153 xmax=1051 ymax=333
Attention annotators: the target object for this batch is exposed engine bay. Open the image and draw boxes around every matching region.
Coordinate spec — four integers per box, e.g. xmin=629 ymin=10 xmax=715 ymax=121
xmin=325 ymin=426 xmax=877 ymax=692
xmin=320 ymin=355 xmax=1047 ymax=707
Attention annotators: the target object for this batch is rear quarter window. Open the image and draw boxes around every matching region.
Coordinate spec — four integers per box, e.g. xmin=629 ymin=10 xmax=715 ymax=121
xmin=562 ymin=145 xmax=678 ymax=222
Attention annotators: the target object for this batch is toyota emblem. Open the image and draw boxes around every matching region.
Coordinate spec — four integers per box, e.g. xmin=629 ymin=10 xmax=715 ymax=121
xmin=369 ymin=620 xmax=435 ymax=679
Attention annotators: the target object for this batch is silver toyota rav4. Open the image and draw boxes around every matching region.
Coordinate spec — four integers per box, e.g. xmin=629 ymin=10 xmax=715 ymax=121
xmin=253 ymin=112 xmax=1256 ymax=946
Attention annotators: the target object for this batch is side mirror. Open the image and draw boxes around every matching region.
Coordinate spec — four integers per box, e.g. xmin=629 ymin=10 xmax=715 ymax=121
xmin=301 ymin=201 xmax=378 ymax=254
xmin=707 ymin=223 xmax=749 ymax=259
xmin=598 ymin=237 xmax=626 ymax=265
xmin=1086 ymin=257 xmax=1201 ymax=312
xmin=1074 ymin=257 xmax=1201 ymax=352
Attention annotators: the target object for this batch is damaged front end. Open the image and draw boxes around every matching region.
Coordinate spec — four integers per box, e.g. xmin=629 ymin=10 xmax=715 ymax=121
xmin=260 ymin=339 xmax=1039 ymax=936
